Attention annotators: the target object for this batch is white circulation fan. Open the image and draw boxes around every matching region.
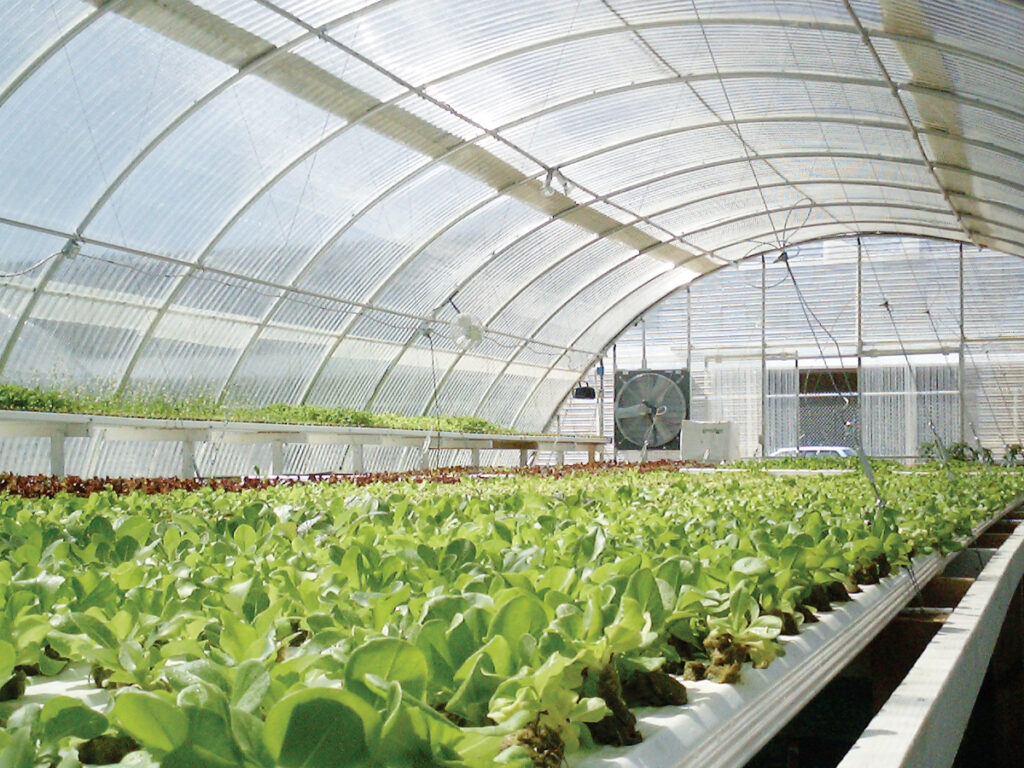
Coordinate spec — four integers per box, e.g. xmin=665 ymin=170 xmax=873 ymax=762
xmin=614 ymin=369 xmax=689 ymax=460
xmin=450 ymin=312 xmax=484 ymax=347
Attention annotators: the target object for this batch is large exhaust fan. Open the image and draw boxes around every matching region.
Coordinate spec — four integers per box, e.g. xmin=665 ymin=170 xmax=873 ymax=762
xmin=614 ymin=369 xmax=689 ymax=453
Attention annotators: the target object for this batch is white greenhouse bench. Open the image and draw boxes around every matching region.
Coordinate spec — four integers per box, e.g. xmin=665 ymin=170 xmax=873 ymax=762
xmin=0 ymin=410 xmax=607 ymax=477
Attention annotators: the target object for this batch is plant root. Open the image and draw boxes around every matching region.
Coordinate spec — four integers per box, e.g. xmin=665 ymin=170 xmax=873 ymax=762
xmin=0 ymin=669 xmax=26 ymax=701
xmin=703 ymin=633 xmax=748 ymax=684
xmin=502 ymin=722 xmax=565 ymax=768
xmin=826 ymin=581 xmax=852 ymax=602
xmin=586 ymin=664 xmax=642 ymax=746
xmin=682 ymin=661 xmax=707 ymax=681
xmin=622 ymin=669 xmax=688 ymax=707
xmin=78 ymin=735 xmax=139 ymax=765
xmin=767 ymin=609 xmax=801 ymax=635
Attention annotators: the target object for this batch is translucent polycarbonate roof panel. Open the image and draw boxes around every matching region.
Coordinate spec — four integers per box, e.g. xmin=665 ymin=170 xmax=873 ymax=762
xmin=533 ymin=257 xmax=676 ymax=346
xmin=205 ymin=125 xmax=432 ymax=283
xmin=3 ymin=0 xmax=1024 ymax=435
xmin=0 ymin=1 xmax=90 ymax=86
xmin=223 ymin=327 xmax=334 ymax=406
xmin=88 ymin=76 xmax=347 ymax=256
xmin=267 ymin=1 xmax=381 ymax=30
xmin=0 ymin=11 xmax=233 ymax=232
xmin=333 ymin=0 xmax=618 ymax=85
xmin=371 ymin=197 xmax=550 ymax=315
xmin=426 ymin=31 xmax=671 ymax=130
xmin=293 ymin=160 xmax=492 ymax=301
xmin=454 ymin=221 xmax=597 ymax=319
xmin=490 ymin=239 xmax=647 ymax=336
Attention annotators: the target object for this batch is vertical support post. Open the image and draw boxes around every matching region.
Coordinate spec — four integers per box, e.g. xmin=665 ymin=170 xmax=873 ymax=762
xmin=350 ymin=443 xmax=364 ymax=473
xmin=181 ymin=440 xmax=195 ymax=479
xmin=49 ymin=432 xmax=65 ymax=476
xmin=760 ymin=254 xmax=768 ymax=457
xmin=84 ymin=427 xmax=103 ymax=479
xmin=857 ymin=237 xmax=864 ymax=450
xmin=959 ymin=241 xmax=968 ymax=444
xmin=519 ymin=447 xmax=528 ymax=466
xmin=612 ymin=343 xmax=618 ymax=462
xmin=641 ymin=316 xmax=647 ymax=369
xmin=587 ymin=444 xmax=595 ymax=464
xmin=470 ymin=447 xmax=480 ymax=467
xmin=686 ymin=286 xmax=693 ymax=416
xmin=271 ymin=441 xmax=285 ymax=476
xmin=795 ymin=353 xmax=801 ymax=450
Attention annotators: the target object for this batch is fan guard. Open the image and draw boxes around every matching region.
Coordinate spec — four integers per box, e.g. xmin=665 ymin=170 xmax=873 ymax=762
xmin=614 ymin=369 xmax=689 ymax=451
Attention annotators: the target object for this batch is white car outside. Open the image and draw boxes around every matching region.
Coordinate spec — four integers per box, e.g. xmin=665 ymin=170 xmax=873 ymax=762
xmin=769 ymin=446 xmax=857 ymax=458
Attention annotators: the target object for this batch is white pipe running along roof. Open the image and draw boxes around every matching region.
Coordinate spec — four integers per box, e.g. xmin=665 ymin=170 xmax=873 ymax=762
xmin=1 ymin=0 xmax=1022 ymax=430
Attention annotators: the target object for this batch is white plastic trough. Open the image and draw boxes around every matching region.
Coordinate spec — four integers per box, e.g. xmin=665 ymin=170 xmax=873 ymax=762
xmin=838 ymin=509 xmax=1024 ymax=768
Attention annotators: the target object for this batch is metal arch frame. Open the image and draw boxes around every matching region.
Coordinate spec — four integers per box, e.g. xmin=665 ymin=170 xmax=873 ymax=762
xmin=488 ymin=203 xmax=956 ymax=429
xmin=0 ymin=2 xmax=399 ymax=381
xmin=525 ymin=222 xmax=975 ymax=434
xmin=505 ymin=267 xmax=697 ymax=431
xmin=6 ymin=1 xmax=1024 ymax=409
xmin=389 ymin=14 xmax=1024 ymax=106
xmin=322 ymin=90 xmax=1024 ymax=407
xmin=465 ymin=254 xmax=677 ymax=423
xmin=418 ymin=174 xmax=946 ymax=417
xmin=413 ymin=161 xmax=1011 ymax=422
xmin=305 ymin=113 xmax=938 ymax=411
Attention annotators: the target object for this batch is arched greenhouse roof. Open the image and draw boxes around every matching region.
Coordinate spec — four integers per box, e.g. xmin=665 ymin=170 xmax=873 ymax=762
xmin=1 ymin=0 xmax=1023 ymax=431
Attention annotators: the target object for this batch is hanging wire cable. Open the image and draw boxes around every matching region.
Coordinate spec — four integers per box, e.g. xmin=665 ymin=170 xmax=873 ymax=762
xmin=687 ymin=0 xmax=781 ymax=245
xmin=0 ymin=251 xmax=62 ymax=279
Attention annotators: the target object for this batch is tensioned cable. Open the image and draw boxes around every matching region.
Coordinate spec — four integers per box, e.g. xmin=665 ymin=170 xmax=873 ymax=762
xmin=688 ymin=0 xmax=787 ymax=248
xmin=252 ymin=0 xmax=711 ymax=259
xmin=596 ymin=0 xmax=848 ymax=249
xmin=863 ymin=252 xmax=953 ymax=461
xmin=780 ymin=248 xmax=886 ymax=506
xmin=780 ymin=252 xmax=856 ymax=397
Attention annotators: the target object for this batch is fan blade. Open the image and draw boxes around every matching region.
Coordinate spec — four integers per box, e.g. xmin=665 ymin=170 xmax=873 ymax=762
xmin=645 ymin=376 xmax=673 ymax=403
xmin=615 ymin=403 xmax=651 ymax=419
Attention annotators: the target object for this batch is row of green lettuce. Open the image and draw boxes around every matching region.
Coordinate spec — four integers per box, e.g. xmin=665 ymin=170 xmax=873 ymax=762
xmin=0 ymin=382 xmax=504 ymax=434
xmin=1 ymin=465 xmax=1023 ymax=767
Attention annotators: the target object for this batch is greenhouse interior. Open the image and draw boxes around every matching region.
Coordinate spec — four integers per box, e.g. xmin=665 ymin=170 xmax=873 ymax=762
xmin=2 ymin=1 xmax=1024 ymax=767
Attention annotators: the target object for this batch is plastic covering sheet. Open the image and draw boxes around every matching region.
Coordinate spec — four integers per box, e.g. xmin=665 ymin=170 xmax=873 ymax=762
xmin=427 ymin=31 xmax=672 ymax=130
xmin=332 ymin=0 xmax=618 ymax=85
xmin=224 ymin=326 xmax=334 ymax=406
xmin=491 ymin=239 xmax=640 ymax=336
xmin=533 ymin=257 xmax=673 ymax=345
xmin=2 ymin=0 xmax=1024 ymax=455
xmin=0 ymin=12 xmax=232 ymax=231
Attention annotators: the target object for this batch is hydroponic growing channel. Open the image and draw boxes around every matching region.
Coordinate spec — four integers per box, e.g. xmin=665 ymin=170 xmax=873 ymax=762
xmin=2 ymin=464 xmax=1023 ymax=767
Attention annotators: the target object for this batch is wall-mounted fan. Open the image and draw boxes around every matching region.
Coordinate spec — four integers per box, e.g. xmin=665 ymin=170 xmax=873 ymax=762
xmin=614 ymin=369 xmax=689 ymax=452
